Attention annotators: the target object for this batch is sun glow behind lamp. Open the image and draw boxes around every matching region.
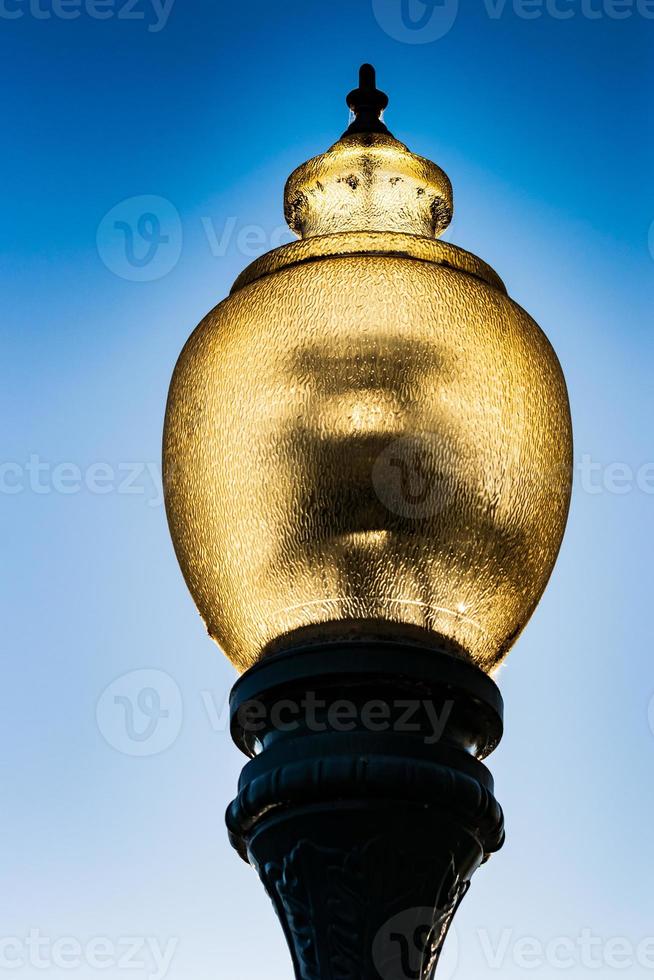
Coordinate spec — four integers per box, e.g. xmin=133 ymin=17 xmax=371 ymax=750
xmin=163 ymin=65 xmax=572 ymax=979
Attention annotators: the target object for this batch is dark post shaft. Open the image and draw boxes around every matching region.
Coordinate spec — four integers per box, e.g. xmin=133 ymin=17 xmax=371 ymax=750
xmin=226 ymin=641 xmax=504 ymax=980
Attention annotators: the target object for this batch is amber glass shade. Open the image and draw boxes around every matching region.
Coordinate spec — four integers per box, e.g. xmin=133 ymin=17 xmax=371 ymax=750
xmin=163 ymin=123 xmax=572 ymax=675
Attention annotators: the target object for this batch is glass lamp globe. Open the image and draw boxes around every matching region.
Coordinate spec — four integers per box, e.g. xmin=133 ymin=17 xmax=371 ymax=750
xmin=163 ymin=66 xmax=572 ymax=677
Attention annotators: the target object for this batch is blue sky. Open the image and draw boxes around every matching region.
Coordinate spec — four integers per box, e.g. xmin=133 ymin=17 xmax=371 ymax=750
xmin=1 ymin=1 xmax=653 ymax=977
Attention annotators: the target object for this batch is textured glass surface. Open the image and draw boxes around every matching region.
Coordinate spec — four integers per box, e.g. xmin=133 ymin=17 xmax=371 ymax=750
xmin=163 ymin=131 xmax=572 ymax=675
xmin=285 ymin=132 xmax=452 ymax=239
xmin=230 ymin=230 xmax=504 ymax=295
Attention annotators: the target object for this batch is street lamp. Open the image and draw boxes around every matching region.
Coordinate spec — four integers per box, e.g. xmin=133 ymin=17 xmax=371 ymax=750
xmin=163 ymin=65 xmax=572 ymax=979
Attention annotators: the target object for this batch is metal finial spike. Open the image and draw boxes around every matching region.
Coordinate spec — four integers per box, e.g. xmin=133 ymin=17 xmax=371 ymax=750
xmin=344 ymin=63 xmax=391 ymax=137
xmin=359 ymin=63 xmax=377 ymax=91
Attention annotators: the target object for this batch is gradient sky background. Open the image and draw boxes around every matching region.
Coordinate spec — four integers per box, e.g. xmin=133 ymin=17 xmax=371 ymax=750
xmin=2 ymin=1 xmax=653 ymax=977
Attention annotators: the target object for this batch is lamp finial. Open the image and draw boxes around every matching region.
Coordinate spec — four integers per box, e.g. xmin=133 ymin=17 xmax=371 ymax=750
xmin=345 ymin=63 xmax=390 ymax=135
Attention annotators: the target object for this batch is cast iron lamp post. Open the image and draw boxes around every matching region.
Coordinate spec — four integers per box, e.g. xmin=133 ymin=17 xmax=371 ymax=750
xmin=163 ymin=65 xmax=572 ymax=979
